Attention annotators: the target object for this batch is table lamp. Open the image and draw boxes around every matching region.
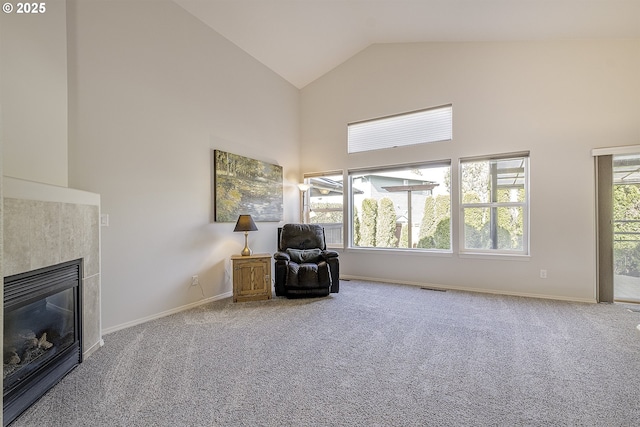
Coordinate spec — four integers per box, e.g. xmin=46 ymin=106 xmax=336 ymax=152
xmin=234 ymin=214 xmax=258 ymax=256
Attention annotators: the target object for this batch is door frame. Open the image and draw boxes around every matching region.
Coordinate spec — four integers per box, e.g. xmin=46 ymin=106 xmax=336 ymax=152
xmin=593 ymin=145 xmax=640 ymax=303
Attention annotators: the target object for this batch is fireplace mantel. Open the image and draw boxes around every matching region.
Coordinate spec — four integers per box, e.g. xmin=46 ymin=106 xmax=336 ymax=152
xmin=3 ymin=177 xmax=102 ymax=359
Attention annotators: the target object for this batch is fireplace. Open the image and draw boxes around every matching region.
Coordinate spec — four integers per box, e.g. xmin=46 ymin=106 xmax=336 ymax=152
xmin=3 ymin=259 xmax=83 ymax=426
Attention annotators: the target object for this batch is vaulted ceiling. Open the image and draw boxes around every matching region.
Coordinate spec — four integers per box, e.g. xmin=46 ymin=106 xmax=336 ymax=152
xmin=174 ymin=0 xmax=640 ymax=88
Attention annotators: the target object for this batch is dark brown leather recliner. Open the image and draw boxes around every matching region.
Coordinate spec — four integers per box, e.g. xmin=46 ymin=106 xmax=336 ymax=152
xmin=273 ymin=224 xmax=339 ymax=298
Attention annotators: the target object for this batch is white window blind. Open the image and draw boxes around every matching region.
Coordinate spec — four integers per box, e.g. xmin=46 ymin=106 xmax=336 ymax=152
xmin=348 ymin=104 xmax=452 ymax=154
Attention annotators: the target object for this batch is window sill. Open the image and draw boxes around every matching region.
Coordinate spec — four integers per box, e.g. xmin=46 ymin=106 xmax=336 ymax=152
xmin=342 ymin=247 xmax=530 ymax=261
xmin=458 ymin=252 xmax=531 ymax=261
xmin=346 ymin=247 xmax=453 ymax=257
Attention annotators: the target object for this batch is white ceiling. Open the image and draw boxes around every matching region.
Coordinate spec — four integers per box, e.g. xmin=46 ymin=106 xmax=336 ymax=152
xmin=174 ymin=0 xmax=640 ymax=88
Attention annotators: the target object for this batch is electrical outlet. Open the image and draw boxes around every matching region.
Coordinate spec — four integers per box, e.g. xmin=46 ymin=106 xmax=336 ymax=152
xmin=540 ymin=269 xmax=547 ymax=279
xmin=191 ymin=275 xmax=199 ymax=286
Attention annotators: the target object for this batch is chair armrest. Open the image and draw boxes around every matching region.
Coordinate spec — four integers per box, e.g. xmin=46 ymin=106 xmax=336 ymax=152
xmin=322 ymin=250 xmax=339 ymax=259
xmin=273 ymin=251 xmax=290 ymax=261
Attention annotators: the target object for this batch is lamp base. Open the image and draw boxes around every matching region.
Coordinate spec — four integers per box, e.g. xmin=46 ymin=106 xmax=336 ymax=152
xmin=241 ymin=232 xmax=252 ymax=256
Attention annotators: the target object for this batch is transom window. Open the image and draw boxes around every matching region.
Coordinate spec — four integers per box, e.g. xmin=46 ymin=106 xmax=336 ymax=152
xmin=347 ymin=105 xmax=452 ymax=154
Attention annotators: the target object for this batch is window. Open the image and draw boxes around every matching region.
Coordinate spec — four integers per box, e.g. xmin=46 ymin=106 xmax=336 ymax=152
xmin=347 ymin=105 xmax=452 ymax=154
xmin=460 ymin=153 xmax=529 ymax=254
xmin=349 ymin=162 xmax=451 ymax=250
xmin=302 ymin=172 xmax=344 ymax=247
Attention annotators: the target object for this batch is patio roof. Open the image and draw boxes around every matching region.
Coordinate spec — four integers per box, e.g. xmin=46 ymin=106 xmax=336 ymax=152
xmin=614 ymin=154 xmax=640 ymax=185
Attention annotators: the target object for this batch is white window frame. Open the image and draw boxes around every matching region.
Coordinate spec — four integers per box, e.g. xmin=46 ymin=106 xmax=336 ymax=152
xmin=459 ymin=152 xmax=530 ymax=256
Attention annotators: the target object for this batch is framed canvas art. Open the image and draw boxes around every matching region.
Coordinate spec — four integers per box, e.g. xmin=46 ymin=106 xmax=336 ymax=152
xmin=213 ymin=149 xmax=283 ymax=222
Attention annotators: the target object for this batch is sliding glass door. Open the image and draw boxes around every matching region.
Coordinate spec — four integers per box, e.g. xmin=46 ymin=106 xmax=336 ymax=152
xmin=613 ymin=154 xmax=640 ymax=303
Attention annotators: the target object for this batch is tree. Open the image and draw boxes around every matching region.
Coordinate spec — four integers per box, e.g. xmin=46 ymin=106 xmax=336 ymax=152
xmin=417 ymin=235 xmax=435 ymax=249
xmin=353 ymin=206 xmax=361 ymax=246
xmin=433 ymin=218 xmax=451 ymax=249
xmin=419 ymin=196 xmax=437 ymax=240
xmin=359 ymin=198 xmax=378 ymax=247
xmin=417 ymin=217 xmax=451 ymax=249
xmin=418 ymin=194 xmax=451 ymax=248
xmin=399 ymin=223 xmax=409 ymax=248
xmin=443 ymin=167 xmax=451 ymax=194
xmin=462 ymin=192 xmax=484 ymax=230
xmin=614 ymin=184 xmax=640 ymax=236
xmin=614 ymin=184 xmax=640 ymax=275
xmin=376 ymin=197 xmax=398 ymax=248
xmin=463 ymin=223 xmax=484 ymax=249
xmin=434 ymin=195 xmax=450 ymax=227
xmin=496 ymin=188 xmax=524 ymax=250
xmin=461 ymin=161 xmax=490 ymax=202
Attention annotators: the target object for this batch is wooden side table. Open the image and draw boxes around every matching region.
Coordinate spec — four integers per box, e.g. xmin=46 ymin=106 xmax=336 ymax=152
xmin=231 ymin=254 xmax=272 ymax=302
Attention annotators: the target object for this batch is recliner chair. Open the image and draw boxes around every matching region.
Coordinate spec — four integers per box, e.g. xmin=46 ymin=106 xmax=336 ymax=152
xmin=273 ymin=224 xmax=339 ymax=298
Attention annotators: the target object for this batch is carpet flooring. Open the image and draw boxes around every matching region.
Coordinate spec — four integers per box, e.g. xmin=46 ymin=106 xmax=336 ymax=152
xmin=10 ymin=280 xmax=640 ymax=426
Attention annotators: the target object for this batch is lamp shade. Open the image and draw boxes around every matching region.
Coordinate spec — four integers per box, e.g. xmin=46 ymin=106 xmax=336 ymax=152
xmin=233 ymin=215 xmax=258 ymax=232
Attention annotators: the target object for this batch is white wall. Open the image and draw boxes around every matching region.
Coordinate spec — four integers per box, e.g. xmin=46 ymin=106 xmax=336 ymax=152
xmin=0 ymin=0 xmax=68 ymax=186
xmin=1 ymin=2 xmax=68 ymax=413
xmin=67 ymin=0 xmax=300 ymax=330
xmin=301 ymin=41 xmax=640 ymax=302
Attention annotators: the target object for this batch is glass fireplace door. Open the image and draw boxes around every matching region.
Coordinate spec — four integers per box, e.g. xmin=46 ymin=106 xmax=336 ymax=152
xmin=3 ymin=259 xmax=82 ymax=426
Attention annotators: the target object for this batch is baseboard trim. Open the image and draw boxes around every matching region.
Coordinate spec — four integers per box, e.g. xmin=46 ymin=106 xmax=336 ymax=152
xmin=102 ymin=292 xmax=233 ymax=335
xmin=101 ymin=278 xmax=595 ymax=336
xmin=340 ymin=275 xmax=597 ymax=304
xmin=82 ymin=338 xmax=104 ymax=359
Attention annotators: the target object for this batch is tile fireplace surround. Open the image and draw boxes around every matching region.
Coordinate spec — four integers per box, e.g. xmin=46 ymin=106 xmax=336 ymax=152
xmin=3 ymin=177 xmax=102 ymax=359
